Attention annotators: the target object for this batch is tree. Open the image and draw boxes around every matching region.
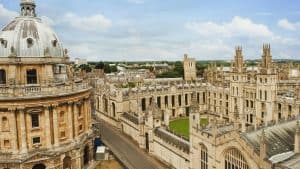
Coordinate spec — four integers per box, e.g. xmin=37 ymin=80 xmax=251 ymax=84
xmin=95 ymin=62 xmax=105 ymax=69
xmin=79 ymin=64 xmax=92 ymax=73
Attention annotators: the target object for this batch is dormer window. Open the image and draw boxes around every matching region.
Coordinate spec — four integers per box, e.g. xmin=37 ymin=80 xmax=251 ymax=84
xmin=52 ymin=40 xmax=58 ymax=47
xmin=0 ymin=39 xmax=7 ymax=48
xmin=27 ymin=38 xmax=34 ymax=48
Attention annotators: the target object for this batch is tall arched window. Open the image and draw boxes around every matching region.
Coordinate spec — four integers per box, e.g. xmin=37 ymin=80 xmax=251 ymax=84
xmin=224 ymin=148 xmax=249 ymax=169
xmin=112 ymin=102 xmax=116 ymax=117
xmin=2 ymin=116 xmax=9 ymax=131
xmin=200 ymin=145 xmax=208 ymax=169
xmin=27 ymin=69 xmax=37 ymax=84
xmin=0 ymin=69 xmax=6 ymax=84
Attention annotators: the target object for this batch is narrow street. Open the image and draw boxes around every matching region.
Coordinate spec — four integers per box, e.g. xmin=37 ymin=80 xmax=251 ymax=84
xmin=95 ymin=120 xmax=169 ymax=169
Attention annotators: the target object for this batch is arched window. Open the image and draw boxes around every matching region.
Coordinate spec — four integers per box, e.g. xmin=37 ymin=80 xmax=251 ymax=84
xmin=0 ymin=69 xmax=6 ymax=84
xmin=27 ymin=69 xmax=37 ymax=84
xmin=2 ymin=116 xmax=9 ymax=131
xmin=63 ymin=156 xmax=72 ymax=169
xmin=224 ymin=148 xmax=249 ymax=169
xmin=200 ymin=145 xmax=208 ymax=169
xmin=112 ymin=103 xmax=116 ymax=117
xmin=83 ymin=145 xmax=90 ymax=165
xmin=32 ymin=164 xmax=46 ymax=169
xmin=141 ymin=98 xmax=146 ymax=111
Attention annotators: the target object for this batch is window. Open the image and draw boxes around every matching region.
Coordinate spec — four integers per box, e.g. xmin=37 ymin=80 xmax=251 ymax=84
xmin=4 ymin=139 xmax=10 ymax=148
xmin=265 ymin=91 xmax=267 ymax=100
xmin=224 ymin=148 xmax=249 ymax=169
xmin=0 ymin=69 xmax=6 ymax=84
xmin=0 ymin=38 xmax=7 ymax=48
xmin=32 ymin=137 xmax=40 ymax=145
xmin=27 ymin=69 xmax=37 ymax=84
xmin=165 ymin=96 xmax=168 ymax=106
xmin=60 ymin=131 xmax=66 ymax=138
xmin=197 ymin=93 xmax=200 ymax=103
xmin=178 ymin=95 xmax=182 ymax=106
xmin=79 ymin=124 xmax=83 ymax=131
xmin=59 ymin=111 xmax=65 ymax=123
xmin=141 ymin=98 xmax=146 ymax=111
xmin=172 ymin=95 xmax=175 ymax=107
xmin=52 ymin=40 xmax=58 ymax=47
xmin=157 ymin=96 xmax=161 ymax=108
xmin=2 ymin=116 xmax=9 ymax=131
xmin=201 ymin=145 xmax=208 ymax=169
xmin=27 ymin=38 xmax=34 ymax=48
xmin=224 ymin=149 xmax=250 ymax=169
xmin=185 ymin=94 xmax=188 ymax=105
xmin=31 ymin=114 xmax=39 ymax=128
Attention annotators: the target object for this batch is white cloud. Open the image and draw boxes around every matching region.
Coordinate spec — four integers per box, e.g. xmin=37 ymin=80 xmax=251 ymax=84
xmin=277 ymin=19 xmax=300 ymax=31
xmin=127 ymin=0 xmax=145 ymax=4
xmin=63 ymin=13 xmax=112 ymax=32
xmin=185 ymin=16 xmax=274 ymax=39
xmin=0 ymin=4 xmax=17 ymax=23
xmin=40 ymin=16 xmax=56 ymax=26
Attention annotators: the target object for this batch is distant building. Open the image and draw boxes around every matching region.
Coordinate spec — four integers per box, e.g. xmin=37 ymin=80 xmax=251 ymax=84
xmin=75 ymin=58 xmax=88 ymax=65
xmin=183 ymin=54 xmax=197 ymax=81
xmin=95 ymin=45 xmax=300 ymax=169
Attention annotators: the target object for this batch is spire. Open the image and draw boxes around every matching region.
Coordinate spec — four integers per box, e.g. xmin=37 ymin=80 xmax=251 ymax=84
xmin=20 ymin=0 xmax=36 ymax=17
xmin=190 ymin=92 xmax=198 ymax=114
xmin=260 ymin=129 xmax=267 ymax=162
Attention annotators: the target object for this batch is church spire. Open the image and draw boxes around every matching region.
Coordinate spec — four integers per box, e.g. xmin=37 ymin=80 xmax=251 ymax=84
xmin=20 ymin=0 xmax=36 ymax=17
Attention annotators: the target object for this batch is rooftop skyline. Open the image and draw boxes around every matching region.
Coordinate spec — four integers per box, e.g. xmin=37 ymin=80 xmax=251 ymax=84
xmin=0 ymin=0 xmax=299 ymax=61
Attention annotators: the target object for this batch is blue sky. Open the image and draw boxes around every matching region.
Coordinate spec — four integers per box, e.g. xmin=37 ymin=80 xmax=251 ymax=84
xmin=0 ymin=0 xmax=299 ymax=61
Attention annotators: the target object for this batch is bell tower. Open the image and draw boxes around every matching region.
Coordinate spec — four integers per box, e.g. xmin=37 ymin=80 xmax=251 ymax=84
xmin=20 ymin=0 xmax=36 ymax=17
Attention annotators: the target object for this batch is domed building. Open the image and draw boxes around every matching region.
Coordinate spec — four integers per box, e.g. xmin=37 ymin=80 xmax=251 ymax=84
xmin=0 ymin=0 xmax=94 ymax=168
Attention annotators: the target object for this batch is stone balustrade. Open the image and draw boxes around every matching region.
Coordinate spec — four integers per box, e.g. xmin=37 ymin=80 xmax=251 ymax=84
xmin=0 ymin=81 xmax=90 ymax=98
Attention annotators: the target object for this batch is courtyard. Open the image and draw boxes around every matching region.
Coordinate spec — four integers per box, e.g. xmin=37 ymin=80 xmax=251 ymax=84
xmin=169 ymin=118 xmax=208 ymax=138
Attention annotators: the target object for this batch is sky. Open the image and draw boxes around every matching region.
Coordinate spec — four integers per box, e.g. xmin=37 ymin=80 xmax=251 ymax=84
xmin=0 ymin=0 xmax=299 ymax=61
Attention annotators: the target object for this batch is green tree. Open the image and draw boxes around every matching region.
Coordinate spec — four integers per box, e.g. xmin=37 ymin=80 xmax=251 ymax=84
xmin=79 ymin=64 xmax=92 ymax=73
xmin=95 ymin=61 xmax=105 ymax=69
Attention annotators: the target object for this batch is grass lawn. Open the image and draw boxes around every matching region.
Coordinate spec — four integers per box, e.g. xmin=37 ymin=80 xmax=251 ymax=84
xmin=169 ymin=118 xmax=208 ymax=138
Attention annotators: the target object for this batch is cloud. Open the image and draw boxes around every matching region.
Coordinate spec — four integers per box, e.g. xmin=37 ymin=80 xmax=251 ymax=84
xmin=0 ymin=4 xmax=18 ymax=24
xmin=62 ymin=13 xmax=112 ymax=32
xmin=277 ymin=19 xmax=300 ymax=31
xmin=127 ymin=0 xmax=145 ymax=4
xmin=185 ymin=16 xmax=274 ymax=39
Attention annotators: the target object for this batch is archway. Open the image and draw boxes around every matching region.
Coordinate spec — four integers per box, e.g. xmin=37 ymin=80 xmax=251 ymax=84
xmin=32 ymin=164 xmax=46 ymax=169
xmin=83 ymin=145 xmax=90 ymax=166
xmin=63 ymin=156 xmax=72 ymax=169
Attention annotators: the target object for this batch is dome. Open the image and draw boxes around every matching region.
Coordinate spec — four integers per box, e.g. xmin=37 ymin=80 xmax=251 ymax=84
xmin=0 ymin=1 xmax=65 ymax=57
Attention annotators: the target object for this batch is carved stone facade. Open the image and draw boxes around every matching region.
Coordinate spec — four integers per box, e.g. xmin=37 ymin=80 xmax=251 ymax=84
xmin=0 ymin=1 xmax=94 ymax=168
xmin=184 ymin=54 xmax=197 ymax=81
xmin=95 ymin=45 xmax=300 ymax=169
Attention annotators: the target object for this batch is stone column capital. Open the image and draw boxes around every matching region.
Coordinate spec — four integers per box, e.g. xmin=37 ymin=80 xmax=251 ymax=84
xmin=68 ymin=101 xmax=74 ymax=105
xmin=52 ymin=104 xmax=59 ymax=108
xmin=8 ymin=107 xmax=16 ymax=111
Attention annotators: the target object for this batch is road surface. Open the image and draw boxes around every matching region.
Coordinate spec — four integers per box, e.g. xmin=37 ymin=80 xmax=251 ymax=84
xmin=95 ymin=120 xmax=169 ymax=169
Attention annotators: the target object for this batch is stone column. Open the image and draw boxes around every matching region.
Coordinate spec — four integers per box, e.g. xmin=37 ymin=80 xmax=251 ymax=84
xmin=74 ymin=102 xmax=79 ymax=136
xmin=19 ymin=108 xmax=27 ymax=153
xmin=44 ymin=106 xmax=52 ymax=148
xmin=52 ymin=105 xmax=59 ymax=147
xmin=9 ymin=107 xmax=18 ymax=152
xmin=83 ymin=99 xmax=88 ymax=131
xmin=68 ymin=102 xmax=74 ymax=140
